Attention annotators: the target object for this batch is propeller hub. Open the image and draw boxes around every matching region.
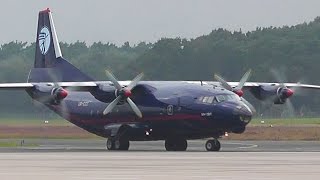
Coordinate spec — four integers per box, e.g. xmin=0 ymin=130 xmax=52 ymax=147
xmin=56 ymin=88 xmax=68 ymax=100
xmin=123 ymin=89 xmax=132 ymax=97
xmin=104 ymin=70 xmax=143 ymax=118
xmin=284 ymin=88 xmax=294 ymax=98
xmin=234 ymin=89 xmax=244 ymax=97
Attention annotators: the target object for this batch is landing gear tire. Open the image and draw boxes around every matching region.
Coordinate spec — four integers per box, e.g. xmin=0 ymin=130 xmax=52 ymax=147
xmin=165 ymin=138 xmax=187 ymax=151
xmin=106 ymin=138 xmax=115 ymax=150
xmin=107 ymin=138 xmax=130 ymax=151
xmin=205 ymin=139 xmax=221 ymax=151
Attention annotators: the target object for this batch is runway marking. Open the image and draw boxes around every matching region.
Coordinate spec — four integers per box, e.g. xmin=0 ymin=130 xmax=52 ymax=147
xmin=224 ymin=142 xmax=258 ymax=149
xmin=239 ymin=144 xmax=258 ymax=149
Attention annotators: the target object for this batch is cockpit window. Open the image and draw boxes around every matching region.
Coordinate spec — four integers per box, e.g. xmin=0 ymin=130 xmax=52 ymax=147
xmin=197 ymin=94 xmax=240 ymax=104
xmin=216 ymin=95 xmax=226 ymax=102
xmin=216 ymin=94 xmax=240 ymax=102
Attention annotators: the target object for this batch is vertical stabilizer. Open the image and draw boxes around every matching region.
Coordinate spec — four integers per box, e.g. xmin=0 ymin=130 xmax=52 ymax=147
xmin=29 ymin=8 xmax=93 ymax=82
xmin=35 ymin=8 xmax=61 ymax=68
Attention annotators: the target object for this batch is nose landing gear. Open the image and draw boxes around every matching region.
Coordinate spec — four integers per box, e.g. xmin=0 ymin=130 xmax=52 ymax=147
xmin=205 ymin=139 xmax=221 ymax=151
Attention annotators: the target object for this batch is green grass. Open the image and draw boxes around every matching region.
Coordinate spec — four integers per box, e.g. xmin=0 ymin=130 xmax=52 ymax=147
xmin=250 ymin=118 xmax=320 ymax=125
xmin=0 ymin=140 xmax=38 ymax=147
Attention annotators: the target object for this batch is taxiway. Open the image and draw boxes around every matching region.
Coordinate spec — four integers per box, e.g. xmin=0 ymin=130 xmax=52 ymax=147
xmin=0 ymin=140 xmax=319 ymax=180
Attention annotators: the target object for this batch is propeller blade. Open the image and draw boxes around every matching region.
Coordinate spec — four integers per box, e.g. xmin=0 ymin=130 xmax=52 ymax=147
xmin=270 ymin=68 xmax=287 ymax=87
xmin=59 ymin=100 xmax=70 ymax=120
xmin=127 ymin=73 xmax=144 ymax=90
xmin=214 ymin=74 xmax=233 ymax=91
xmin=241 ymin=97 xmax=256 ymax=115
xmin=285 ymin=98 xmax=295 ymax=118
xmin=36 ymin=95 xmax=53 ymax=104
xmin=270 ymin=68 xmax=286 ymax=82
xmin=236 ymin=69 xmax=251 ymax=90
xmin=103 ymin=71 xmax=144 ymax=118
xmin=290 ymin=82 xmax=302 ymax=95
xmin=127 ymin=97 xmax=142 ymax=118
xmin=105 ymin=70 xmax=122 ymax=90
xmin=103 ymin=95 xmax=122 ymax=115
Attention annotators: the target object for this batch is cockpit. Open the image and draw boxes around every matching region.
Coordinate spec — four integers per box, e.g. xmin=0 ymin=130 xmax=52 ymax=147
xmin=197 ymin=94 xmax=241 ymax=104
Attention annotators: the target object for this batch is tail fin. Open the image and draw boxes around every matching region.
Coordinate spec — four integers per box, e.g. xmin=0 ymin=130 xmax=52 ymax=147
xmin=28 ymin=8 xmax=93 ymax=82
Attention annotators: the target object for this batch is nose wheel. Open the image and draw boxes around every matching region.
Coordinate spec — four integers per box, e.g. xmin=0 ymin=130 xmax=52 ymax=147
xmin=205 ymin=139 xmax=221 ymax=151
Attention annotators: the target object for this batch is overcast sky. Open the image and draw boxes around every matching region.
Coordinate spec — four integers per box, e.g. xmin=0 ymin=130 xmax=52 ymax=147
xmin=0 ymin=0 xmax=319 ymax=45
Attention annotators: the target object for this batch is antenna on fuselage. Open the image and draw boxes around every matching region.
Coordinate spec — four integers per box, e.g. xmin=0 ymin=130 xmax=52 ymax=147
xmin=200 ymin=80 xmax=203 ymax=86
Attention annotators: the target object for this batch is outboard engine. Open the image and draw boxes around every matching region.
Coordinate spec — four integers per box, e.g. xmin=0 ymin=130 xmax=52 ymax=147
xmin=249 ymin=84 xmax=294 ymax=104
xmin=274 ymin=86 xmax=294 ymax=104
xmin=30 ymin=84 xmax=68 ymax=104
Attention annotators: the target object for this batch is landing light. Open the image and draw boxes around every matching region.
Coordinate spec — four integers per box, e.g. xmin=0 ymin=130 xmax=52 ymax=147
xmin=224 ymin=132 xmax=229 ymax=137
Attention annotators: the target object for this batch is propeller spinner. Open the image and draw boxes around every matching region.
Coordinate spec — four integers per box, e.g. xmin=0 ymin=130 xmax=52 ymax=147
xmin=103 ymin=70 xmax=143 ymax=118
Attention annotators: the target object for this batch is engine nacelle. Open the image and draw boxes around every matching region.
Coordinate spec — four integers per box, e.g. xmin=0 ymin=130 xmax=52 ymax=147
xmin=249 ymin=84 xmax=293 ymax=104
xmin=31 ymin=85 xmax=68 ymax=104
xmin=90 ymin=84 xmax=117 ymax=103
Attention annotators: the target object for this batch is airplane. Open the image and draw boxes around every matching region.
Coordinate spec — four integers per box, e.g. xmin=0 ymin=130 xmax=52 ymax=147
xmin=1 ymin=8 xmax=320 ymax=151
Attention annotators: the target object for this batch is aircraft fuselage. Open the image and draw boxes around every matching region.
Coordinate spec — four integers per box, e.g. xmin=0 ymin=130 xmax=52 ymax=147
xmin=43 ymin=81 xmax=253 ymax=140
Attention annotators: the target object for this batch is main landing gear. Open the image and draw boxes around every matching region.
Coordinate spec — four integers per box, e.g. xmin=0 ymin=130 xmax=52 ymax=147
xmin=106 ymin=137 xmax=130 ymax=151
xmin=106 ymin=137 xmax=221 ymax=151
xmin=205 ymin=139 xmax=221 ymax=151
xmin=165 ymin=138 xmax=188 ymax=151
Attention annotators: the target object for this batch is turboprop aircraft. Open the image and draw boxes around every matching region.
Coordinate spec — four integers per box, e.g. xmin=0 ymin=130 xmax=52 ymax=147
xmin=1 ymin=8 xmax=319 ymax=151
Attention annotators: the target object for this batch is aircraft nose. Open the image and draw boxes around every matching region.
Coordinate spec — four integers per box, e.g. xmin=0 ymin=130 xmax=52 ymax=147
xmin=233 ymin=102 xmax=253 ymax=124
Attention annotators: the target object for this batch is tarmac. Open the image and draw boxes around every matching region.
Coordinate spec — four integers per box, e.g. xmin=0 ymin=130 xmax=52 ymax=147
xmin=0 ymin=139 xmax=320 ymax=179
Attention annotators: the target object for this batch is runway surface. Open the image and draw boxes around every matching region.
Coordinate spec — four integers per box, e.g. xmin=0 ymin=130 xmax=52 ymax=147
xmin=0 ymin=139 xmax=320 ymax=152
xmin=0 ymin=139 xmax=320 ymax=179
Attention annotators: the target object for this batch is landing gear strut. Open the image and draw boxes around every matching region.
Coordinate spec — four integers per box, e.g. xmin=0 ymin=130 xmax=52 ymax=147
xmin=165 ymin=138 xmax=187 ymax=151
xmin=205 ymin=139 xmax=221 ymax=151
xmin=106 ymin=137 xmax=130 ymax=151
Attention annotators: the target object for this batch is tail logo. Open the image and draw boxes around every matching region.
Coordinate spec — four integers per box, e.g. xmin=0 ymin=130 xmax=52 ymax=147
xmin=38 ymin=26 xmax=51 ymax=55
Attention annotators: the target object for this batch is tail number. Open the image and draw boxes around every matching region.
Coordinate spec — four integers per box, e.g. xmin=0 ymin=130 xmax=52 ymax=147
xmin=78 ymin=101 xmax=90 ymax=107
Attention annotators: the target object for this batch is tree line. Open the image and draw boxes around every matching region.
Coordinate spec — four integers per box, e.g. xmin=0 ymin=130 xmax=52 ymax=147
xmin=1 ymin=17 xmax=320 ymax=118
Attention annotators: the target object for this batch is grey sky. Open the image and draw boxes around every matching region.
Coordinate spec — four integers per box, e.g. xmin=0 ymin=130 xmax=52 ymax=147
xmin=0 ymin=0 xmax=319 ymax=45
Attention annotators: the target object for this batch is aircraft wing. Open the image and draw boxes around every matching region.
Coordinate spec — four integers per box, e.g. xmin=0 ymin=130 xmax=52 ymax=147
xmin=227 ymin=82 xmax=320 ymax=90
xmin=1 ymin=81 xmax=320 ymax=91
xmin=0 ymin=83 xmax=34 ymax=90
xmin=0 ymin=82 xmax=98 ymax=90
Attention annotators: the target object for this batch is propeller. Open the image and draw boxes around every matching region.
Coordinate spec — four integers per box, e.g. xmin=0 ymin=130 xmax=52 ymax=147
xmin=214 ymin=69 xmax=256 ymax=114
xmin=214 ymin=69 xmax=252 ymax=97
xmin=45 ymin=69 xmax=70 ymax=120
xmin=266 ymin=68 xmax=299 ymax=117
xmin=103 ymin=70 xmax=143 ymax=118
